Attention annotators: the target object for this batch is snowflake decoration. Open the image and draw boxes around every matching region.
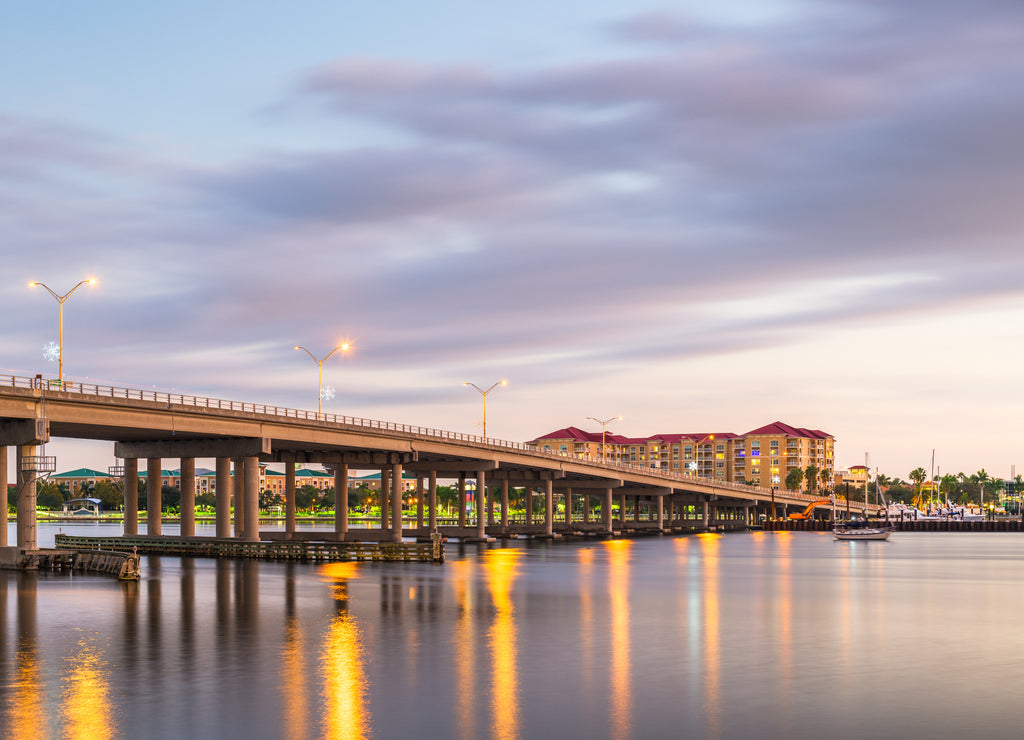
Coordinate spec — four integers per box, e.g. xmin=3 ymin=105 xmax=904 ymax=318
xmin=42 ymin=341 xmax=60 ymax=362
xmin=320 ymin=385 xmax=336 ymax=401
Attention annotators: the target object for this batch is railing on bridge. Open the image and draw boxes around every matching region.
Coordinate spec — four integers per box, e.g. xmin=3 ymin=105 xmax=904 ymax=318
xmin=2 ymin=373 xmax=828 ymax=504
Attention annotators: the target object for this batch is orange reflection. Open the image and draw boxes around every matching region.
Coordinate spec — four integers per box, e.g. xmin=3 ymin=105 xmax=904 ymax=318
xmin=483 ymin=549 xmax=522 ymax=740
xmin=9 ymin=640 xmax=45 ymax=740
xmin=60 ymin=636 xmax=115 ymax=740
xmin=579 ymin=548 xmax=595 ymax=684
xmin=603 ymin=539 xmax=632 ymax=740
xmin=281 ymin=617 xmax=309 ymax=740
xmin=698 ymin=533 xmax=721 ymax=735
xmin=452 ymin=558 xmax=477 ymax=740
xmin=321 ymin=563 xmax=370 ymax=740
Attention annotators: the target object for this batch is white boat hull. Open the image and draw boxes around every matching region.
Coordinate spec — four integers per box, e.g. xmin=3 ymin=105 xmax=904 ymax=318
xmin=834 ymin=528 xmax=890 ymax=541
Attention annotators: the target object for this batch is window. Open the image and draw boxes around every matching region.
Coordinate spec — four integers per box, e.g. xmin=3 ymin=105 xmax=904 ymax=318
xmin=716 ymin=461 xmax=724 ymax=468
xmin=559 ymin=444 xmax=568 ymax=452
xmin=716 ymin=444 xmax=725 ymax=453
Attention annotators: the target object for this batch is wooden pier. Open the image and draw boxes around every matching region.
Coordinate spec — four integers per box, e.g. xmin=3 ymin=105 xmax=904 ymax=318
xmin=0 ymin=546 xmax=141 ymax=579
xmin=54 ymin=533 xmax=445 ymax=563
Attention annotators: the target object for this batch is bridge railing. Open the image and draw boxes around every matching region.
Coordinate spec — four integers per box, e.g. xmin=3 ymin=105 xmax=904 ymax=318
xmin=2 ymin=373 xmax=829 ymax=504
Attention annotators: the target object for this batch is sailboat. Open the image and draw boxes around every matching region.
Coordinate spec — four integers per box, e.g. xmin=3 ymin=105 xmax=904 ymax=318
xmin=833 ymin=466 xmax=893 ymax=541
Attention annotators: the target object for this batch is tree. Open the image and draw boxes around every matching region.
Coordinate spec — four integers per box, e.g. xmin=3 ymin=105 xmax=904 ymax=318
xmin=909 ymin=467 xmax=927 ymax=507
xmin=36 ymin=481 xmax=64 ymax=510
xmin=804 ymin=464 xmax=819 ymax=493
xmin=785 ymin=467 xmax=804 ymax=492
xmin=93 ymin=479 xmax=123 ymax=509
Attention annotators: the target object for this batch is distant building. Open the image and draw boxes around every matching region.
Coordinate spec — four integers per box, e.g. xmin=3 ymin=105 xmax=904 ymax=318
xmin=834 ymin=465 xmax=870 ymax=490
xmin=50 ymin=468 xmax=111 ymax=495
xmin=527 ymin=420 xmax=834 ymax=491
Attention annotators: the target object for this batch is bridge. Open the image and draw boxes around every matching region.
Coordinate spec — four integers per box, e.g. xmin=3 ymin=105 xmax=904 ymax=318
xmin=0 ymin=374 xmax=865 ymax=551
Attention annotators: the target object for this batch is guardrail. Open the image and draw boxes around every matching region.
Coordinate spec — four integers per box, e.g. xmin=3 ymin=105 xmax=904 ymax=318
xmin=2 ymin=373 xmax=830 ymax=504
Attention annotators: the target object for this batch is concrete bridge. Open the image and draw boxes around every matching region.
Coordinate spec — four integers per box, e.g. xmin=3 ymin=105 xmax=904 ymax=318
xmin=0 ymin=374 xmax=863 ymax=551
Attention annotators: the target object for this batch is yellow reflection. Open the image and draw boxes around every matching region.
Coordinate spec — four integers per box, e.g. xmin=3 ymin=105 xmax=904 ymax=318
xmin=579 ymin=548 xmax=595 ymax=684
xmin=483 ymin=549 xmax=523 ymax=740
xmin=321 ymin=563 xmax=370 ymax=740
xmin=60 ymin=636 xmax=115 ymax=740
xmin=10 ymin=641 xmax=45 ymax=740
xmin=281 ymin=617 xmax=309 ymax=740
xmin=452 ymin=558 xmax=477 ymax=740
xmin=699 ymin=533 xmax=721 ymax=736
xmin=603 ymin=539 xmax=632 ymax=740
xmin=774 ymin=531 xmax=794 ymax=710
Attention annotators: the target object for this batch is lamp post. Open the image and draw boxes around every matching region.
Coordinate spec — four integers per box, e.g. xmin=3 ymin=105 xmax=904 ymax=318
xmin=463 ymin=380 xmax=506 ymax=439
xmin=692 ymin=434 xmax=715 ymax=479
xmin=295 ymin=343 xmax=350 ymax=415
xmin=28 ymin=279 xmax=95 ymax=384
xmin=586 ymin=415 xmax=621 ymax=463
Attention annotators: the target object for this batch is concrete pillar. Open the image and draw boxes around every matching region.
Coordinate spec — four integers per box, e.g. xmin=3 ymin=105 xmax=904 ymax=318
xmin=215 ymin=457 xmax=231 ymax=538
xmin=285 ymin=464 xmax=296 ymax=538
xmin=180 ymin=457 xmax=196 ymax=538
xmin=525 ymin=488 xmax=533 ymax=526
xmin=147 ymin=457 xmax=162 ymax=536
xmin=487 ymin=484 xmax=495 ymax=526
xmin=501 ymin=480 xmax=510 ymax=528
xmin=16 ymin=445 xmax=38 ymax=550
xmin=391 ymin=462 xmax=403 ymax=543
xmin=458 ymin=474 xmax=466 ymax=529
xmin=702 ymin=499 xmax=709 ymax=528
xmin=582 ymin=492 xmax=590 ymax=524
xmin=604 ymin=488 xmax=613 ymax=533
xmin=381 ymin=468 xmax=391 ymax=531
xmin=416 ymin=476 xmax=424 ymax=529
xmin=334 ymin=463 xmax=348 ymax=540
xmin=125 ymin=458 xmax=139 ymax=536
xmin=633 ymin=497 xmax=640 ymax=523
xmin=565 ymin=487 xmax=573 ymax=525
xmin=619 ymin=492 xmax=626 ymax=527
xmin=0 ymin=446 xmax=7 ymax=547
xmin=428 ymin=471 xmax=437 ymax=530
xmin=476 ymin=470 xmax=487 ymax=540
xmin=233 ymin=459 xmax=244 ymax=538
xmin=544 ymin=479 xmax=554 ymax=537
xmin=657 ymin=495 xmax=664 ymax=532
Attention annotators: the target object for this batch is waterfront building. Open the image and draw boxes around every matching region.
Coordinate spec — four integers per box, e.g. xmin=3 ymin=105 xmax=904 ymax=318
xmin=49 ymin=467 xmax=111 ymax=496
xmin=528 ymin=420 xmax=834 ymax=491
xmin=834 ymin=464 xmax=870 ymax=491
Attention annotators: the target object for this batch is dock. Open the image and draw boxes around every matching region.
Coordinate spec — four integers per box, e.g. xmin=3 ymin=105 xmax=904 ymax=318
xmin=0 ymin=546 xmax=141 ymax=580
xmin=54 ymin=533 xmax=445 ymax=563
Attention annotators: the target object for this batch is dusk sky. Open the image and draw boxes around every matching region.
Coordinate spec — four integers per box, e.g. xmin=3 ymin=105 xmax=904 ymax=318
xmin=2 ymin=0 xmax=1023 ymax=481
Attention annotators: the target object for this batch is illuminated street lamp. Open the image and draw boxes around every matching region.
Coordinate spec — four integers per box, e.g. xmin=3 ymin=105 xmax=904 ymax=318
xmin=586 ymin=415 xmax=621 ymax=463
xmin=295 ymin=343 xmax=350 ymax=414
xmin=28 ymin=278 xmax=96 ymax=384
xmin=463 ymin=380 xmax=506 ymax=439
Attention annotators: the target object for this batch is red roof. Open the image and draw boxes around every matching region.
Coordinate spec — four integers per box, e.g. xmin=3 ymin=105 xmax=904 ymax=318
xmin=743 ymin=421 xmax=831 ymax=439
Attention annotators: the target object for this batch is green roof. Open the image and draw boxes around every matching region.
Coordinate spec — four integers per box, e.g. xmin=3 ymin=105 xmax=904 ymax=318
xmin=52 ymin=468 xmax=110 ymax=479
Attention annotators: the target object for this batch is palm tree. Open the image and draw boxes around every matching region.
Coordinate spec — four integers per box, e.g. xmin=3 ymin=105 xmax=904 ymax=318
xmin=804 ymin=464 xmax=819 ymax=493
xmin=909 ymin=467 xmax=927 ymax=508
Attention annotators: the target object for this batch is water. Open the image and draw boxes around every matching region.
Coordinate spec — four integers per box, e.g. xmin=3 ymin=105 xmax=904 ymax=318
xmin=3 ymin=524 xmax=1024 ymax=739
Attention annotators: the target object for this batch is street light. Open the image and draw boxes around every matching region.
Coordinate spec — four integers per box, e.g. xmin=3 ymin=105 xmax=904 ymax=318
xmin=463 ymin=380 xmax=506 ymax=439
xmin=691 ymin=434 xmax=715 ymax=479
xmin=586 ymin=415 xmax=621 ymax=463
xmin=28 ymin=278 xmax=96 ymax=384
xmin=295 ymin=343 xmax=350 ymax=414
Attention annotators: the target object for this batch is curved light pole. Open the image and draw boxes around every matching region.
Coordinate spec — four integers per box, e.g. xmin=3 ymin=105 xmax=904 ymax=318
xmin=29 ymin=278 xmax=96 ymax=384
xmin=586 ymin=415 xmax=621 ymax=463
xmin=295 ymin=343 xmax=350 ymax=414
xmin=463 ymin=380 xmax=506 ymax=439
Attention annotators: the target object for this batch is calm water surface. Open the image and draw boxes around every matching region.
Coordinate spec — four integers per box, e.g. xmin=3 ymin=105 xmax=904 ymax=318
xmin=3 ymin=523 xmax=1024 ymax=739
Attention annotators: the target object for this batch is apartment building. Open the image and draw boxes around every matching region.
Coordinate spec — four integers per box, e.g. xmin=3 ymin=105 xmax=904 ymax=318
xmin=528 ymin=420 xmax=834 ymax=491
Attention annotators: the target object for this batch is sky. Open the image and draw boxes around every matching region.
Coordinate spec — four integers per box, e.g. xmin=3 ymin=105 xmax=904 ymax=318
xmin=2 ymin=0 xmax=1023 ymax=482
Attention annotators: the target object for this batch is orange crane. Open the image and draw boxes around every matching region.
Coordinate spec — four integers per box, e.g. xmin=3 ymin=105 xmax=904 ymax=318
xmin=788 ymin=498 xmax=833 ymax=520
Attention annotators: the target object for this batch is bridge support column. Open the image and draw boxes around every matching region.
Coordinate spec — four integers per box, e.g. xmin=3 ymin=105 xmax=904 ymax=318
xmin=180 ymin=457 xmax=196 ymax=538
xmin=582 ymin=492 xmax=590 ymax=524
xmin=619 ymin=492 xmax=626 ymax=528
xmin=633 ymin=497 xmax=640 ymax=523
xmin=487 ymin=484 xmax=495 ymax=526
xmin=544 ymin=479 xmax=553 ymax=537
xmin=428 ymin=471 xmax=437 ymax=530
xmin=147 ymin=457 xmax=162 ymax=536
xmin=657 ymin=496 xmax=664 ymax=532
xmin=381 ymin=468 xmax=391 ymax=531
xmin=501 ymin=481 xmax=509 ymax=528
xmin=702 ymin=499 xmax=709 ymax=529
xmin=565 ymin=487 xmax=573 ymax=526
xmin=233 ymin=459 xmax=244 ymax=538
xmin=285 ymin=463 xmax=296 ymax=538
xmin=0 ymin=446 xmax=6 ymax=547
xmin=125 ymin=458 xmax=139 ymax=536
xmin=335 ymin=464 xmax=348 ymax=540
xmin=476 ymin=469 xmax=487 ymax=540
xmin=391 ymin=462 xmax=403 ymax=543
xmin=215 ymin=458 xmax=231 ymax=538
xmin=604 ymin=488 xmax=613 ymax=533
xmin=16 ymin=445 xmax=38 ymax=550
xmin=416 ymin=476 xmax=424 ymax=529
xmin=243 ymin=456 xmax=259 ymax=542
xmin=525 ymin=487 xmax=533 ymax=526
xmin=457 ymin=474 xmax=466 ymax=529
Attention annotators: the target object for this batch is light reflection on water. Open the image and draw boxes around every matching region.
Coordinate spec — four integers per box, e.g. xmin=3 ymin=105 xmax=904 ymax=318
xmin=4 ymin=524 xmax=1024 ymax=739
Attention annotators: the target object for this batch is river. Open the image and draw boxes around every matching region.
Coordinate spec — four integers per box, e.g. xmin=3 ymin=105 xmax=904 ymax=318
xmin=2 ymin=523 xmax=1023 ymax=739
